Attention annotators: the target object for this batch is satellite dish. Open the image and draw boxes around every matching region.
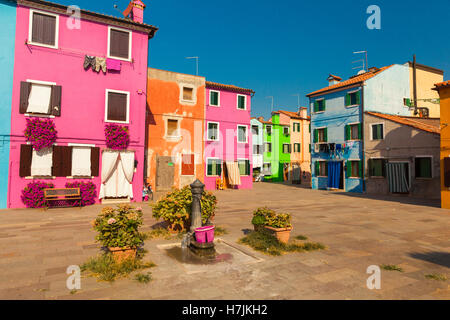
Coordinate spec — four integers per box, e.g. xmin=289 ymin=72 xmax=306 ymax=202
xmin=357 ymin=69 xmax=366 ymax=75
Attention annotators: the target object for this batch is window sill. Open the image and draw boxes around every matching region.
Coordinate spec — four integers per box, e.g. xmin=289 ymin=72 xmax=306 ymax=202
xmin=105 ymin=119 xmax=129 ymax=124
xmin=347 ymin=177 xmax=362 ymax=179
xmin=317 ymin=176 xmax=328 ymax=178
xmin=345 ymin=104 xmax=360 ymax=108
xmin=208 ymin=104 xmax=220 ymax=107
xmin=67 ymin=176 xmax=94 ymax=179
xmin=25 ymin=176 xmax=56 ymax=180
xmin=236 ymin=108 xmax=247 ymax=111
xmin=314 ymin=111 xmax=325 ymax=114
xmin=206 ymin=139 xmax=220 ymax=142
xmin=369 ymin=176 xmax=385 ymax=179
xmin=165 ymin=135 xmax=181 ymax=142
xmin=26 ymin=41 xmax=58 ymax=50
xmin=416 ymin=177 xmax=433 ymax=180
xmin=25 ymin=113 xmax=55 ymax=118
xmin=107 ymin=54 xmax=132 ymax=63
xmin=181 ymin=99 xmax=196 ymax=104
xmin=237 ymin=141 xmax=248 ymax=144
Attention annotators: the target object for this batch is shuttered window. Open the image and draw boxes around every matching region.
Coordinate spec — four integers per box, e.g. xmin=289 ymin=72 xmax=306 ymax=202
xmin=210 ymin=91 xmax=219 ymax=106
xmin=264 ymin=142 xmax=272 ymax=153
xmin=106 ymin=91 xmax=128 ymax=122
xmin=207 ymin=159 xmax=222 ymax=176
xmin=283 ymin=126 xmax=290 ymax=135
xmin=314 ymin=99 xmax=325 ymax=112
xmin=109 ymin=28 xmax=130 ymax=60
xmin=283 ymin=144 xmax=291 ymax=154
xmin=237 ymin=95 xmax=246 ymax=110
xmin=347 ymin=160 xmax=363 ymax=178
xmin=345 ymin=91 xmax=361 ymax=107
xmin=294 ymin=143 xmax=301 ymax=153
xmin=238 ymin=159 xmax=250 ymax=176
xmin=181 ymin=154 xmax=195 ymax=176
xmin=266 ymin=125 xmax=272 ymax=134
xmin=167 ymin=119 xmax=179 ymax=137
xmin=371 ymin=124 xmax=384 ymax=140
xmin=31 ymin=148 xmax=53 ymax=177
xmin=316 ymin=161 xmax=328 ymax=177
xmin=415 ymin=157 xmax=432 ymax=178
xmin=345 ymin=124 xmax=362 ymax=140
xmin=183 ymin=87 xmax=194 ymax=101
xmin=19 ymin=82 xmax=62 ymax=116
xmin=31 ymin=11 xmax=57 ymax=47
xmin=314 ymin=128 xmax=327 ymax=143
xmin=369 ymin=159 xmax=386 ymax=177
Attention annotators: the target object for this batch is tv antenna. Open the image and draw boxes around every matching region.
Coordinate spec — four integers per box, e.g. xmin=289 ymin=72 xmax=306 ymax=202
xmin=353 ymin=50 xmax=368 ymax=72
xmin=186 ymin=56 xmax=199 ymax=76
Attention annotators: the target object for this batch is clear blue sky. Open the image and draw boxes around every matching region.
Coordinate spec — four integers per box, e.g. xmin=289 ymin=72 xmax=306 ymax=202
xmin=60 ymin=0 xmax=449 ymax=119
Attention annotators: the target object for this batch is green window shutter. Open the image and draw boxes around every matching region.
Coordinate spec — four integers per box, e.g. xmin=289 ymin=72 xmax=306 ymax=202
xmin=217 ymin=162 xmax=222 ymax=177
xmin=322 ymin=99 xmax=326 ymax=111
xmin=356 ymin=90 xmax=361 ymax=105
xmin=346 ymin=125 xmax=351 ymax=141
xmin=345 ymin=94 xmax=350 ymax=106
xmin=314 ymin=101 xmax=318 ymax=112
xmin=358 ymin=123 xmax=362 ymax=140
xmin=315 ymin=162 xmax=320 ymax=176
xmin=313 ymin=129 xmax=318 ymax=143
xmin=246 ymin=160 xmax=250 ymax=176
xmin=324 ymin=127 xmax=328 ymax=142
xmin=359 ymin=160 xmax=363 ymax=178
xmin=309 ymin=123 xmax=311 ymax=133
xmin=346 ymin=161 xmax=352 ymax=178
xmin=382 ymin=160 xmax=387 ymax=177
xmin=368 ymin=159 xmax=373 ymax=176
xmin=309 ymin=144 xmax=311 ymax=152
xmin=207 ymin=163 xmax=212 ymax=176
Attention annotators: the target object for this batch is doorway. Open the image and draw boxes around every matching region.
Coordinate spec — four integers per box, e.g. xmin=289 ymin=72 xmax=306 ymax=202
xmin=328 ymin=161 xmax=344 ymax=190
xmin=292 ymin=163 xmax=301 ymax=184
xmin=156 ymin=155 xmax=174 ymax=191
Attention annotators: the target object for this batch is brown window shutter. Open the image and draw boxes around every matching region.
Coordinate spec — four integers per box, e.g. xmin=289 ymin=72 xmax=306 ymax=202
xmin=91 ymin=147 xmax=100 ymax=177
xmin=62 ymin=146 xmax=72 ymax=177
xmin=19 ymin=144 xmax=33 ymax=177
xmin=52 ymin=145 xmax=63 ymax=177
xmin=107 ymin=92 xmax=127 ymax=122
xmin=110 ymin=29 xmax=130 ymax=59
xmin=32 ymin=12 xmax=56 ymax=46
xmin=19 ymin=81 xmax=31 ymax=114
xmin=444 ymin=158 xmax=450 ymax=187
xmin=50 ymin=85 xmax=62 ymax=116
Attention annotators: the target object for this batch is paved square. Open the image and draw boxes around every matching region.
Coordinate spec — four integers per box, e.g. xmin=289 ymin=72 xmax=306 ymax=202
xmin=0 ymin=183 xmax=449 ymax=300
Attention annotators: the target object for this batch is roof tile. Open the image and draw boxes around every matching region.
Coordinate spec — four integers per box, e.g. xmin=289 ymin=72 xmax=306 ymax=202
xmin=366 ymin=112 xmax=440 ymax=134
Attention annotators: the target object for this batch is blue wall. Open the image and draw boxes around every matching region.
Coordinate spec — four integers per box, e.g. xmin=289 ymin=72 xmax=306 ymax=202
xmin=310 ymin=87 xmax=364 ymax=193
xmin=0 ymin=0 xmax=16 ymax=208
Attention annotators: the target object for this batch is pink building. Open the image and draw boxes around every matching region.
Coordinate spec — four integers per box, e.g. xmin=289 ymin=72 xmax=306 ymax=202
xmin=7 ymin=0 xmax=157 ymax=208
xmin=204 ymin=81 xmax=254 ymax=190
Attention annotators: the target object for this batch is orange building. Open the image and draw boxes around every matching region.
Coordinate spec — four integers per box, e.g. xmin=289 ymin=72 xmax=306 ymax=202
xmin=146 ymin=68 xmax=205 ymax=192
xmin=434 ymin=81 xmax=450 ymax=208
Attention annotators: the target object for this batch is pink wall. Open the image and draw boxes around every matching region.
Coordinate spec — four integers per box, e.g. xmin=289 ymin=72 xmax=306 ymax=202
xmin=7 ymin=5 xmax=149 ymax=208
xmin=204 ymin=87 xmax=252 ymax=190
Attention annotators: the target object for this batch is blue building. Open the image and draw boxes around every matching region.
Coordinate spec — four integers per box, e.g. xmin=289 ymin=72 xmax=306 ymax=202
xmin=0 ymin=0 xmax=16 ymax=208
xmin=307 ymin=65 xmax=412 ymax=193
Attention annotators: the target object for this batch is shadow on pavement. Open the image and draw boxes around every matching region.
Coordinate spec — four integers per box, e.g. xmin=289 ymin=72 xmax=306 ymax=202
xmin=409 ymin=251 xmax=450 ymax=268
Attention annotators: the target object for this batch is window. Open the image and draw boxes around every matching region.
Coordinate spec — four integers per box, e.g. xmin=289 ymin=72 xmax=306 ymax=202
xmin=29 ymin=10 xmax=58 ymax=48
xmin=283 ymin=144 xmax=291 ymax=154
xmin=182 ymin=154 xmax=195 ymax=176
xmin=71 ymin=147 xmax=91 ymax=177
xmin=183 ymin=87 xmax=194 ymax=101
xmin=316 ymin=161 xmax=328 ymax=177
xmin=31 ymin=148 xmax=53 ymax=177
xmin=207 ymin=122 xmax=219 ymax=141
xmin=263 ymin=163 xmax=272 ymax=175
xmin=345 ymin=123 xmax=362 ymax=141
xmin=266 ymin=125 xmax=272 ymax=135
xmin=167 ymin=119 xmax=179 ymax=137
xmin=293 ymin=122 xmax=300 ymax=132
xmin=252 ymin=125 xmax=259 ymax=136
xmin=20 ymin=81 xmax=62 ymax=116
xmin=206 ymin=158 xmax=222 ymax=176
xmin=283 ymin=126 xmax=290 ymax=135
xmin=294 ymin=143 xmax=301 ymax=153
xmin=444 ymin=158 xmax=450 ymax=187
xmin=369 ymin=158 xmax=386 ymax=177
xmin=415 ymin=157 xmax=432 ymax=178
xmin=237 ymin=95 xmax=246 ymax=110
xmin=264 ymin=142 xmax=272 ymax=153
xmin=210 ymin=91 xmax=219 ymax=106
xmin=108 ymin=27 xmax=131 ymax=61
xmin=105 ymin=90 xmax=129 ymax=123
xmin=314 ymin=128 xmax=327 ymax=143
xmin=347 ymin=160 xmax=362 ymax=178
xmin=371 ymin=123 xmax=384 ymax=140
xmin=314 ymin=99 xmax=325 ymax=112
xmin=345 ymin=90 xmax=361 ymax=107
xmin=253 ymin=145 xmax=262 ymax=155
xmin=238 ymin=159 xmax=250 ymax=176
xmin=237 ymin=125 xmax=248 ymax=143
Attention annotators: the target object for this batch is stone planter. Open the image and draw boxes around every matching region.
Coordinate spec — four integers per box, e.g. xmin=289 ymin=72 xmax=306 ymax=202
xmin=264 ymin=226 xmax=293 ymax=244
xmin=108 ymin=247 xmax=137 ymax=262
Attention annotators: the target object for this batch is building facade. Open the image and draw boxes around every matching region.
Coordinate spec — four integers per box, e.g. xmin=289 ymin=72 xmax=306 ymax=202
xmin=251 ymin=118 xmax=264 ymax=174
xmin=434 ymin=81 xmax=450 ymax=209
xmin=204 ymin=82 xmax=254 ymax=191
xmin=146 ymin=68 xmax=205 ymax=191
xmin=0 ymin=0 xmax=17 ymax=209
xmin=307 ymin=65 xmax=412 ymax=193
xmin=7 ymin=0 xmax=157 ymax=208
xmin=364 ymin=112 xmax=440 ymax=199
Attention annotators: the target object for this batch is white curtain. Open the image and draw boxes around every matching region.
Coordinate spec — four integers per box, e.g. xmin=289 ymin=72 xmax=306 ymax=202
xmin=27 ymin=84 xmax=51 ymax=114
xmin=71 ymin=147 xmax=91 ymax=177
xmin=31 ymin=147 xmax=53 ymax=176
xmin=99 ymin=151 xmax=134 ymax=199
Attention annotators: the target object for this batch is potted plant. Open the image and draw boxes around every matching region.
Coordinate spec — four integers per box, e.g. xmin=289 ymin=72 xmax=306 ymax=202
xmin=251 ymin=207 xmax=275 ymax=232
xmin=151 ymin=186 xmax=217 ymax=233
xmin=264 ymin=213 xmax=293 ymax=244
xmin=92 ymin=204 xmax=144 ymax=262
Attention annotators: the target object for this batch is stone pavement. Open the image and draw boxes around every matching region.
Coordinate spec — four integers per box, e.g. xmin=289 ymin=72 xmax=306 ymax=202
xmin=0 ymin=182 xmax=449 ymax=300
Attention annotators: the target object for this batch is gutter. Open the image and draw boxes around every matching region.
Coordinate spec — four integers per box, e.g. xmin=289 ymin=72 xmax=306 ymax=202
xmin=361 ymin=84 xmax=366 ymax=193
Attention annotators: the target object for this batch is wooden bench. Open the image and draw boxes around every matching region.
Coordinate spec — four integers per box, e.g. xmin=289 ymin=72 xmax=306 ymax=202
xmin=44 ymin=188 xmax=82 ymax=208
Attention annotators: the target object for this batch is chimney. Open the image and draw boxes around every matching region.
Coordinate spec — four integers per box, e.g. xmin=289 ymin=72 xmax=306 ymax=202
xmin=298 ymin=107 xmax=307 ymax=118
xmin=257 ymin=116 xmax=264 ymax=122
xmin=327 ymin=74 xmax=342 ymax=86
xmin=123 ymin=0 xmax=146 ymax=23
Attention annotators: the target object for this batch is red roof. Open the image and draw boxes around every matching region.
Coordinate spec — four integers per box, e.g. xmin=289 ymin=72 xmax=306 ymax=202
xmin=328 ymin=74 xmax=342 ymax=81
xmin=206 ymin=81 xmax=255 ymax=95
xmin=434 ymin=80 xmax=450 ymax=91
xmin=273 ymin=110 xmax=310 ymax=120
xmin=366 ymin=112 xmax=440 ymax=134
xmin=307 ymin=66 xmax=393 ymax=97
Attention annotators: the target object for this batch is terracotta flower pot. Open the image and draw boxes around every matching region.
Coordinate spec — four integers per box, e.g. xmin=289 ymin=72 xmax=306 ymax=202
xmin=264 ymin=226 xmax=293 ymax=244
xmin=108 ymin=247 xmax=137 ymax=263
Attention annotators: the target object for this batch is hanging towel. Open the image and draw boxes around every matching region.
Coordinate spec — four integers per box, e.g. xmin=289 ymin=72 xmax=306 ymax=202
xmin=83 ymin=55 xmax=96 ymax=70
xmin=95 ymin=57 xmax=107 ymax=73
xmin=106 ymin=58 xmax=122 ymax=71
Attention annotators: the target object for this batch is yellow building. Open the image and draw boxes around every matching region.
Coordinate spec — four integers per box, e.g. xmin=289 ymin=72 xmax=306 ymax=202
xmin=407 ymin=62 xmax=444 ymax=118
xmin=434 ymin=80 xmax=450 ymax=209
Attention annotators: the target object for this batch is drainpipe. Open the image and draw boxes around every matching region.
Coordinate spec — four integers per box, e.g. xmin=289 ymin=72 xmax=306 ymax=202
xmin=361 ymin=84 xmax=366 ymax=193
xmin=413 ymin=55 xmax=418 ymax=116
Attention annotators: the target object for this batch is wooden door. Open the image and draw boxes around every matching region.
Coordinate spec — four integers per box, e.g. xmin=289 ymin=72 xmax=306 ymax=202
xmin=156 ymin=156 xmax=174 ymax=191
